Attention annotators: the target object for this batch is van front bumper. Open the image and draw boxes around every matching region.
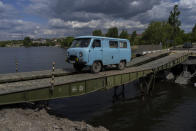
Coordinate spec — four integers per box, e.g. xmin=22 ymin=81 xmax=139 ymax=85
xmin=66 ymin=57 xmax=87 ymax=65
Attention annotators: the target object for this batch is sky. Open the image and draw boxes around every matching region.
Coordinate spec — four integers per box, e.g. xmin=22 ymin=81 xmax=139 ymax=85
xmin=0 ymin=0 xmax=196 ymax=40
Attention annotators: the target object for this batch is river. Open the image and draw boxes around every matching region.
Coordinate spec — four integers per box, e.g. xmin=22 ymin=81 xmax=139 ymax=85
xmin=0 ymin=47 xmax=195 ymax=131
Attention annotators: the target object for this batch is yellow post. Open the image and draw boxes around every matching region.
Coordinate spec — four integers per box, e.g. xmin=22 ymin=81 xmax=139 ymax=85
xmin=16 ymin=59 xmax=18 ymax=72
xmin=50 ymin=62 xmax=55 ymax=92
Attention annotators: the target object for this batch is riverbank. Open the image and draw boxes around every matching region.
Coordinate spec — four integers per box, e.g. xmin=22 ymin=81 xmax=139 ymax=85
xmin=0 ymin=108 xmax=108 ymax=131
xmin=1 ymin=45 xmax=63 ymax=48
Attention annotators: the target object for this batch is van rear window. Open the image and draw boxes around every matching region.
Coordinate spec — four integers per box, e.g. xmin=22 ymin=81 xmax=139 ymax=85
xmin=120 ymin=41 xmax=127 ymax=48
xmin=109 ymin=41 xmax=118 ymax=48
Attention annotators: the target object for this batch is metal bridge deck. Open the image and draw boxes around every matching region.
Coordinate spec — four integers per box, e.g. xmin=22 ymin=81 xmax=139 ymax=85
xmin=0 ymin=50 xmax=169 ymax=84
xmin=0 ymin=50 xmax=192 ymax=105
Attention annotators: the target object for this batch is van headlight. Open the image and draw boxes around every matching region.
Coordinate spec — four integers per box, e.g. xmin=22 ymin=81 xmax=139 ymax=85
xmin=79 ymin=52 xmax=83 ymax=57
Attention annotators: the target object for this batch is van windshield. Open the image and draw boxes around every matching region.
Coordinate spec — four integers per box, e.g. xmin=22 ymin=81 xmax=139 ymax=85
xmin=71 ymin=38 xmax=91 ymax=48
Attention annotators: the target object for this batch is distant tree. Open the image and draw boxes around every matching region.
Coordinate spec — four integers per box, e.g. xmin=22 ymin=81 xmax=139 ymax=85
xmin=23 ymin=36 xmax=31 ymax=47
xmin=192 ymin=24 xmax=196 ymax=42
xmin=61 ymin=37 xmax=74 ymax=47
xmin=168 ymin=5 xmax=181 ymax=28
xmin=119 ymin=30 xmax=129 ymax=39
xmin=183 ymin=33 xmax=192 ymax=42
xmin=0 ymin=42 xmax=6 ymax=47
xmin=92 ymin=30 xmax=102 ymax=36
xmin=130 ymin=31 xmax=137 ymax=45
xmin=106 ymin=27 xmax=118 ymax=38
xmin=192 ymin=24 xmax=196 ymax=32
xmin=142 ymin=21 xmax=173 ymax=48
xmin=168 ymin=4 xmax=181 ymax=45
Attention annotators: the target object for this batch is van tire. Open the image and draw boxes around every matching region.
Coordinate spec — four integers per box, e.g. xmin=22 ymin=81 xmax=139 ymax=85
xmin=118 ymin=61 xmax=125 ymax=70
xmin=91 ymin=61 xmax=102 ymax=73
xmin=73 ymin=64 xmax=83 ymax=72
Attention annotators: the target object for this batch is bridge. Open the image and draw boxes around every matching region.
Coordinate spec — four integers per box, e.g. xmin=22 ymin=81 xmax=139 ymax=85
xmin=0 ymin=50 xmax=194 ymax=106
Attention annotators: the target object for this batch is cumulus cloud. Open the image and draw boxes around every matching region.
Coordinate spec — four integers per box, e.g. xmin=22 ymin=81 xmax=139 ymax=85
xmin=178 ymin=0 xmax=196 ymax=31
xmin=133 ymin=0 xmax=176 ymax=24
xmin=28 ymin=0 xmax=161 ymax=20
xmin=26 ymin=0 xmax=157 ymax=36
xmin=48 ymin=18 xmax=147 ymax=31
xmin=0 ymin=18 xmax=42 ymax=40
xmin=179 ymin=0 xmax=196 ymax=9
xmin=0 ymin=1 xmax=17 ymax=18
xmin=0 ymin=0 xmax=196 ymax=40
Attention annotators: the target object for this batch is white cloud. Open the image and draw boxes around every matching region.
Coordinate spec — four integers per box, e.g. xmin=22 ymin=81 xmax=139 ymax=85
xmin=48 ymin=18 xmax=146 ymax=30
xmin=179 ymin=0 xmax=196 ymax=9
xmin=146 ymin=1 xmax=175 ymax=20
xmin=103 ymin=19 xmax=147 ymax=29
xmin=1 ymin=0 xmax=196 ymax=40
xmin=43 ymin=29 xmax=56 ymax=35
xmin=131 ymin=1 xmax=140 ymax=6
xmin=0 ymin=1 xmax=17 ymax=18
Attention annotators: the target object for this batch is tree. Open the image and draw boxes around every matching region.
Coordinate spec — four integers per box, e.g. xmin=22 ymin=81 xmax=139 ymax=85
xmin=168 ymin=5 xmax=181 ymax=28
xmin=23 ymin=37 xmax=31 ymax=47
xmin=119 ymin=30 xmax=129 ymax=39
xmin=183 ymin=33 xmax=192 ymax=43
xmin=92 ymin=30 xmax=102 ymax=36
xmin=61 ymin=37 xmax=74 ymax=47
xmin=130 ymin=31 xmax=137 ymax=45
xmin=192 ymin=24 xmax=196 ymax=42
xmin=105 ymin=27 xmax=118 ymax=38
xmin=168 ymin=4 xmax=181 ymax=44
xmin=0 ymin=42 xmax=6 ymax=47
xmin=142 ymin=21 xmax=173 ymax=48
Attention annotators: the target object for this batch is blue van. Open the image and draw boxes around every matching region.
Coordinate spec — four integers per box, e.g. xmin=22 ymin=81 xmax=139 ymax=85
xmin=67 ymin=36 xmax=131 ymax=73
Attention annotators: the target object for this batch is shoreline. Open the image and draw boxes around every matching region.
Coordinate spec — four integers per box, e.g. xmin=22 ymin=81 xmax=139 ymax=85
xmin=0 ymin=107 xmax=108 ymax=131
xmin=0 ymin=45 xmax=69 ymax=49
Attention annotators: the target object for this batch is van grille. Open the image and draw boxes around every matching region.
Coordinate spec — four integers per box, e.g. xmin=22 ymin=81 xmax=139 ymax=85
xmin=69 ymin=55 xmax=77 ymax=61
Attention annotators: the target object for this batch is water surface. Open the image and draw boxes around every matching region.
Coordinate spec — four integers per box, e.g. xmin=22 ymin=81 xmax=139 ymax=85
xmin=0 ymin=47 xmax=195 ymax=131
xmin=0 ymin=47 xmax=71 ymax=74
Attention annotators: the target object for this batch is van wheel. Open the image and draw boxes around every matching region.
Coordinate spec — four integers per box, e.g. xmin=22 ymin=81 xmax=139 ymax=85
xmin=91 ymin=61 xmax=102 ymax=73
xmin=118 ymin=61 xmax=125 ymax=70
xmin=73 ymin=64 xmax=83 ymax=72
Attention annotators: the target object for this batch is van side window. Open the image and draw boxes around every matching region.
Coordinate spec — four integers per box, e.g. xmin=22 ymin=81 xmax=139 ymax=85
xmin=92 ymin=39 xmax=101 ymax=48
xmin=109 ymin=41 xmax=118 ymax=48
xmin=119 ymin=41 xmax=127 ymax=48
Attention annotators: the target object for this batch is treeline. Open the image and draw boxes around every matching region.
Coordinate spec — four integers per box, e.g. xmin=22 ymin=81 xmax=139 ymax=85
xmin=23 ymin=36 xmax=74 ymax=47
xmin=92 ymin=5 xmax=196 ymax=48
xmin=92 ymin=28 xmax=139 ymax=45
xmin=0 ymin=40 xmax=24 ymax=47
xmin=10 ymin=36 xmax=74 ymax=47
xmin=0 ymin=36 xmax=74 ymax=47
xmin=1 ymin=5 xmax=195 ymax=48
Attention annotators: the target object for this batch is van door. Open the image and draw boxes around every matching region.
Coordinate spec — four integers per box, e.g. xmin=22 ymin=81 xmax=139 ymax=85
xmin=88 ymin=39 xmax=103 ymax=65
xmin=119 ymin=41 xmax=130 ymax=62
xmin=103 ymin=40 xmax=119 ymax=65
xmin=109 ymin=40 xmax=119 ymax=64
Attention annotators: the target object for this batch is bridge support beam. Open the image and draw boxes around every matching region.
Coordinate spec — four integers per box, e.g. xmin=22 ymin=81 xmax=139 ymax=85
xmin=112 ymin=84 xmax=125 ymax=103
xmin=34 ymin=100 xmax=50 ymax=111
xmin=139 ymin=73 xmax=156 ymax=99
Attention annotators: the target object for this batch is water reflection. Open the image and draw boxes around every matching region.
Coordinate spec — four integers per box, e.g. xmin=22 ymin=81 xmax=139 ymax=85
xmin=88 ymin=82 xmax=196 ymax=131
xmin=0 ymin=47 xmax=196 ymax=131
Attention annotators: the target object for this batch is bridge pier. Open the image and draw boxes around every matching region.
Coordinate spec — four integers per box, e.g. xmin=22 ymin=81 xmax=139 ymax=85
xmin=34 ymin=100 xmax=50 ymax=111
xmin=139 ymin=73 xmax=156 ymax=99
xmin=112 ymin=84 xmax=125 ymax=103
